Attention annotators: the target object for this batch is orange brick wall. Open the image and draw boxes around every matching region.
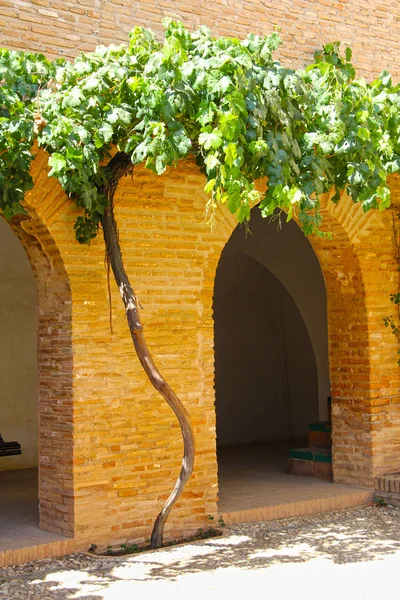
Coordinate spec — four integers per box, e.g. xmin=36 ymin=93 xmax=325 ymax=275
xmin=18 ymin=147 xmax=400 ymax=548
xmin=10 ymin=199 xmax=74 ymax=538
xmin=2 ymin=1 xmax=400 ymax=549
xmin=309 ymin=183 xmax=400 ymax=487
xmin=24 ymin=153 xmax=225 ymax=547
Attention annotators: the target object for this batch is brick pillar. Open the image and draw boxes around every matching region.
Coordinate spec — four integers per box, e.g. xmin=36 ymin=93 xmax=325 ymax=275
xmin=310 ymin=180 xmax=400 ymax=488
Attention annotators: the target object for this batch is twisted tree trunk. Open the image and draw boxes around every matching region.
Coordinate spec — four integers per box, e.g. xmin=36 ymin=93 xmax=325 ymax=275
xmin=101 ymin=153 xmax=195 ymax=549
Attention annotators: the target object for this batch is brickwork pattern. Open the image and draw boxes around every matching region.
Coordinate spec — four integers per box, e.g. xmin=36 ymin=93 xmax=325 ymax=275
xmin=223 ymin=488 xmax=374 ymax=525
xmin=311 ymin=185 xmax=400 ymax=487
xmin=8 ymin=195 xmax=74 ymax=538
xmin=1 ymin=1 xmax=400 ymax=83
xmin=375 ymin=473 xmax=400 ymax=506
xmin=7 ymin=151 xmax=400 ymax=552
xmin=0 ymin=539 xmax=75 ymax=568
xmin=2 ymin=0 xmax=400 ymax=555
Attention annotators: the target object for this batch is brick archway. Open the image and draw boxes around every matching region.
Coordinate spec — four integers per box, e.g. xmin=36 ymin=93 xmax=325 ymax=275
xmin=6 ymin=206 xmax=74 ymax=538
xmin=6 ymin=154 xmax=395 ymax=552
xmin=304 ymin=195 xmax=371 ymax=487
xmin=211 ymin=182 xmax=400 ymax=488
xmin=314 ymin=187 xmax=400 ymax=486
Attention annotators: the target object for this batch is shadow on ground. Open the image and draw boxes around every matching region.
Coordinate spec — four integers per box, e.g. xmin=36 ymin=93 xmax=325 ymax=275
xmin=1 ymin=505 xmax=400 ymax=599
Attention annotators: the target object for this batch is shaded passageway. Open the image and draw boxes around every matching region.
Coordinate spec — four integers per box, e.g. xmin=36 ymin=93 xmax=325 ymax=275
xmin=214 ymin=209 xmax=334 ymax=516
xmin=0 ymin=217 xmax=37 ymax=474
xmin=0 ymin=469 xmax=69 ymax=553
xmin=217 ymin=441 xmax=371 ymax=524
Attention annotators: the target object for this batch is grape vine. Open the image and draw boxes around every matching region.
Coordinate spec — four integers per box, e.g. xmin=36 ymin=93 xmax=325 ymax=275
xmin=1 ymin=20 xmax=400 ymax=546
xmin=1 ymin=20 xmax=399 ymax=242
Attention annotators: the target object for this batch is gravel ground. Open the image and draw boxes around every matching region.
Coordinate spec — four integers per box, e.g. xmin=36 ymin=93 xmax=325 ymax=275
xmin=1 ymin=504 xmax=400 ymax=599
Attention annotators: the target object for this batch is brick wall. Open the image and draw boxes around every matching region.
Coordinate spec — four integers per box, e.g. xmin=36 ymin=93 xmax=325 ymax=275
xmin=25 ymin=153 xmax=224 ymax=547
xmin=10 ymin=194 xmax=74 ymax=538
xmin=3 ymin=1 xmax=400 ymax=549
xmin=309 ymin=183 xmax=400 ymax=487
xmin=21 ymin=146 xmax=400 ymax=548
xmin=1 ymin=1 xmax=399 ymax=82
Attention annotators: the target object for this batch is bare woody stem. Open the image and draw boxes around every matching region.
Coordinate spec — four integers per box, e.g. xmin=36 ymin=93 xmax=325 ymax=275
xmin=101 ymin=152 xmax=195 ymax=549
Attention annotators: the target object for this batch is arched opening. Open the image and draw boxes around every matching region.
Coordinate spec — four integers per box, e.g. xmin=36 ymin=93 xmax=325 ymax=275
xmin=0 ymin=218 xmax=37 ymax=469
xmin=0 ymin=210 xmax=74 ymax=555
xmin=0 ymin=217 xmax=40 ymax=548
xmin=215 ymin=252 xmax=320 ymax=445
xmin=214 ymin=208 xmax=333 ymax=514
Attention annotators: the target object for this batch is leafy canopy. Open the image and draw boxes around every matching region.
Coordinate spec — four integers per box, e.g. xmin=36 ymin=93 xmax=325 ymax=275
xmin=0 ymin=20 xmax=399 ymax=242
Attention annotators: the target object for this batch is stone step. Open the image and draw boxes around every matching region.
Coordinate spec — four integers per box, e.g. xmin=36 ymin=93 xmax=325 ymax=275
xmin=308 ymin=431 xmax=331 ymax=449
xmin=0 ymin=538 xmax=75 ymax=568
xmin=309 ymin=422 xmax=331 ymax=433
xmin=222 ymin=488 xmax=374 ymax=526
xmin=288 ymin=457 xmax=333 ymax=480
xmin=288 ymin=447 xmax=332 ymax=480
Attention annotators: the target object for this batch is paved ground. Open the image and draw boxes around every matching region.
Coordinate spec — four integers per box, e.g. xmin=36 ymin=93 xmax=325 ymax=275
xmin=0 ymin=469 xmax=69 ymax=551
xmin=1 ymin=504 xmax=400 ymax=599
xmin=218 ymin=442 xmax=371 ymax=518
xmin=2 ymin=450 xmax=371 ymax=554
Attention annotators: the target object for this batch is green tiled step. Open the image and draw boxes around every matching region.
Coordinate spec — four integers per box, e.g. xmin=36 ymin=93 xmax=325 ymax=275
xmin=289 ymin=447 xmax=332 ymax=463
xmin=308 ymin=421 xmax=331 ymax=433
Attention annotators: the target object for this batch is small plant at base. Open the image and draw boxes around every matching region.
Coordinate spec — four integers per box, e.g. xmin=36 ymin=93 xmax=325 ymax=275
xmin=373 ymin=496 xmax=388 ymax=507
xmin=195 ymin=515 xmax=225 ymax=540
xmin=207 ymin=514 xmax=225 ymax=528
xmin=117 ymin=542 xmax=141 ymax=554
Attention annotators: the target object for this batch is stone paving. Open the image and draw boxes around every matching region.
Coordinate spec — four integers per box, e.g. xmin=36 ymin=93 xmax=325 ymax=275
xmin=1 ymin=504 xmax=400 ymax=599
xmin=0 ymin=470 xmax=71 ymax=552
xmin=218 ymin=442 xmax=372 ymax=524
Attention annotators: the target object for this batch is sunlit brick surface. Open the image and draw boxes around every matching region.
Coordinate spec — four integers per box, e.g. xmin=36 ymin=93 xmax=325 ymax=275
xmin=16 ymin=147 xmax=400 ymax=551
xmin=2 ymin=2 xmax=400 ymax=556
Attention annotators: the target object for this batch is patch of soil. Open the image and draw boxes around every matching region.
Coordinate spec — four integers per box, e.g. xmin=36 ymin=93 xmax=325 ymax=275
xmin=87 ymin=527 xmax=224 ymax=557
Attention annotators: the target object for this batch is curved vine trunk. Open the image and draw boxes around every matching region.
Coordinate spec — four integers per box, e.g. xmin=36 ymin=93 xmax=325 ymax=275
xmin=101 ymin=153 xmax=195 ymax=549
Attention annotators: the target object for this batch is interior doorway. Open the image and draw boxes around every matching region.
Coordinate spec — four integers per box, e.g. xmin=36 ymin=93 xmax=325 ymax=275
xmin=0 ymin=217 xmax=38 ymax=471
xmin=0 ymin=208 xmax=75 ymax=560
xmin=214 ymin=208 xmax=333 ymax=515
xmin=0 ymin=217 xmax=39 ymax=546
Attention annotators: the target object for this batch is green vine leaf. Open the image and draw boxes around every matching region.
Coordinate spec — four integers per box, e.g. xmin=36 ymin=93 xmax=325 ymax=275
xmin=0 ymin=20 xmax=399 ymax=245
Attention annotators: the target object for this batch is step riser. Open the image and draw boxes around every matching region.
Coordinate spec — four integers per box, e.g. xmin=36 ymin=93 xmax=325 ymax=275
xmin=374 ymin=473 xmax=400 ymax=507
xmin=222 ymin=490 xmax=374 ymax=526
xmin=308 ymin=431 xmax=331 ymax=449
xmin=0 ymin=539 xmax=75 ymax=567
xmin=288 ymin=457 xmax=333 ymax=481
xmin=288 ymin=448 xmax=332 ymax=463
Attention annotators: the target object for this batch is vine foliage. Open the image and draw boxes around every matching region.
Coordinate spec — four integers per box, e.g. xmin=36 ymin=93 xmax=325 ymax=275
xmin=1 ymin=20 xmax=400 ymax=546
xmin=1 ymin=20 xmax=400 ymax=238
xmin=383 ymin=213 xmax=400 ymax=365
